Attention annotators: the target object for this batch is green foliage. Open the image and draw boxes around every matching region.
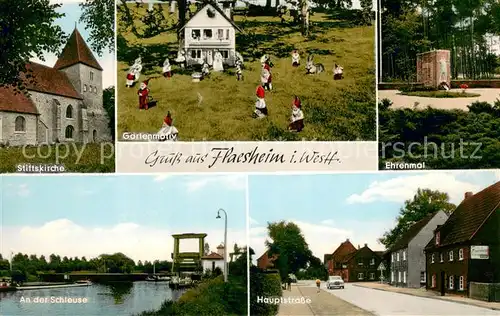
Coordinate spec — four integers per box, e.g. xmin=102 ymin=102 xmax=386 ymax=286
xmin=398 ymin=91 xmax=481 ymax=98
xmin=266 ymin=221 xmax=313 ymax=281
xmin=0 ymin=0 xmax=65 ymax=88
xmin=379 ymin=100 xmax=500 ymax=169
xmin=379 ymin=189 xmax=456 ymax=249
xmin=296 ymin=256 xmax=329 ymax=280
xmin=79 ymin=0 xmax=115 ymax=56
xmin=138 ymin=276 xmax=248 ymax=316
xmin=250 ymin=267 xmax=282 ymax=316
xmin=103 ymin=86 xmax=116 ymax=140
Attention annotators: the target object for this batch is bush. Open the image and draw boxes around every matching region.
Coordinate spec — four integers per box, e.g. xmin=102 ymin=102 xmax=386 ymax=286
xmin=250 ymin=267 xmax=283 ymax=316
xmin=138 ymin=275 xmax=247 ymax=316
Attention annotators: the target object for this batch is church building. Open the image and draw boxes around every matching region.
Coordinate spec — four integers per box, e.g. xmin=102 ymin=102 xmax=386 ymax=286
xmin=0 ymin=28 xmax=112 ymax=146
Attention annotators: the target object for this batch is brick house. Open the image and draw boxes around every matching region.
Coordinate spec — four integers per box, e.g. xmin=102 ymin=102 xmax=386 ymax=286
xmin=331 ymin=244 xmax=382 ymax=282
xmin=327 ymin=239 xmax=357 ymax=275
xmin=425 ymin=182 xmax=500 ymax=300
xmin=389 ymin=210 xmax=449 ymax=288
xmin=256 ymin=251 xmax=278 ymax=270
xmin=0 ymin=28 xmax=111 ymax=146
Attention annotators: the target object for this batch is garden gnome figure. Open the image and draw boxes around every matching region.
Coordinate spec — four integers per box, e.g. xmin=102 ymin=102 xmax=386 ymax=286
xmin=138 ymin=79 xmax=150 ymax=110
xmin=289 ymin=96 xmax=304 ymax=132
xmin=162 ymin=57 xmax=172 ymax=78
xmin=157 ymin=111 xmax=179 ymax=141
xmin=125 ymin=65 xmax=137 ymax=87
xmin=235 ymin=59 xmax=243 ymax=81
xmin=333 ymin=64 xmax=343 ymax=80
xmin=253 ymin=85 xmax=267 ymax=119
xmin=291 ymin=50 xmax=300 ymax=67
xmin=213 ymin=51 xmax=224 ymax=72
xmin=202 ymin=62 xmax=210 ymax=78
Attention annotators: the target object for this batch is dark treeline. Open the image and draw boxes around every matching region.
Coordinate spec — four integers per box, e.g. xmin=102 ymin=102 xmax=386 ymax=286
xmin=381 ymin=0 xmax=500 ymax=81
xmin=0 ymin=252 xmax=173 ymax=280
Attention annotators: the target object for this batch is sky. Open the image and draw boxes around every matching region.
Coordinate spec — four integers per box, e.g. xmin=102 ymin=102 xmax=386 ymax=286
xmin=249 ymin=171 xmax=500 ymax=264
xmin=30 ymin=0 xmax=115 ymax=88
xmin=1 ymin=175 xmax=247 ymax=263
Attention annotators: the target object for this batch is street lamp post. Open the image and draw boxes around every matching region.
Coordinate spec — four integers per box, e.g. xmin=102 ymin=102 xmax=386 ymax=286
xmin=216 ymin=208 xmax=228 ymax=282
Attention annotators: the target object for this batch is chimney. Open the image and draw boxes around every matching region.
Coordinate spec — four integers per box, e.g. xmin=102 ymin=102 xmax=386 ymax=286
xmin=435 ymin=225 xmax=442 ymax=232
xmin=464 ymin=192 xmax=473 ymax=199
xmin=364 ymin=243 xmax=368 ymax=248
xmin=358 ymin=244 xmax=360 ymax=249
xmin=217 ymin=244 xmax=224 ymax=256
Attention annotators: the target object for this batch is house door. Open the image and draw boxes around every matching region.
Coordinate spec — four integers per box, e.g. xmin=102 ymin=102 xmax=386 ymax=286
xmin=206 ymin=50 xmax=213 ymax=65
xmin=440 ymin=271 xmax=445 ymax=296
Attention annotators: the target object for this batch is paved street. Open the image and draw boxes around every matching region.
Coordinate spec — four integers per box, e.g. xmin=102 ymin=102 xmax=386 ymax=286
xmin=323 ymin=283 xmax=500 ymax=315
xmin=278 ymin=282 xmax=373 ymax=315
xmin=378 ymin=89 xmax=500 ymax=110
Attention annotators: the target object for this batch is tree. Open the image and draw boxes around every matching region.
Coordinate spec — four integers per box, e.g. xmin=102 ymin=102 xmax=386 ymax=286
xmin=103 ymin=86 xmax=115 ymax=140
xmin=266 ymin=221 xmax=313 ymax=281
xmin=379 ymin=189 xmax=456 ymax=249
xmin=360 ymin=0 xmax=373 ymax=25
xmin=79 ymin=0 xmax=115 ymax=56
xmin=204 ymin=242 xmax=210 ymax=256
xmin=0 ymin=0 xmax=65 ymax=89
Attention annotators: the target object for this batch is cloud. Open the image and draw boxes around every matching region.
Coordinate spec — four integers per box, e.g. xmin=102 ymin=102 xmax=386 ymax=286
xmin=185 ymin=175 xmax=247 ymax=192
xmin=249 ymin=217 xmax=259 ymax=225
xmin=2 ymin=219 xmax=247 ymax=263
xmin=346 ymin=173 xmax=485 ymax=205
xmin=249 ymin=219 xmax=389 ymax=264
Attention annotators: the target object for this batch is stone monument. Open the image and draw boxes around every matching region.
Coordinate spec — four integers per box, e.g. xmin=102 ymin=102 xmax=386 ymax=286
xmin=416 ymin=50 xmax=451 ymax=89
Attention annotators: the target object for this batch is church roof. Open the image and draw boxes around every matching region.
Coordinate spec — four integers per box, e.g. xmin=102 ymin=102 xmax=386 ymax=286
xmin=21 ymin=63 xmax=83 ymax=100
xmin=0 ymin=86 xmax=39 ymax=115
xmin=54 ymin=28 xmax=103 ymax=71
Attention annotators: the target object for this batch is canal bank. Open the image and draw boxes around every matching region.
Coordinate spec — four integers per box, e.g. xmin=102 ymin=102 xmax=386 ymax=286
xmin=0 ymin=281 xmax=185 ymax=316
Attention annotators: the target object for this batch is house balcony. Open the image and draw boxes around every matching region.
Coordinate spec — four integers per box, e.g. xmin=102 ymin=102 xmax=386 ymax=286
xmin=186 ymin=39 xmax=231 ymax=47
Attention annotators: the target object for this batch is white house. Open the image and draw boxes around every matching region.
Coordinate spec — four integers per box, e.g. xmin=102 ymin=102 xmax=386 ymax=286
xmin=179 ymin=3 xmax=242 ymax=66
xmin=0 ymin=28 xmax=111 ymax=146
xmin=201 ymin=244 xmax=225 ymax=272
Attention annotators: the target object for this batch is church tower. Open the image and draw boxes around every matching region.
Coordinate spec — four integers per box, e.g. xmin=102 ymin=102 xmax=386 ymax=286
xmin=53 ymin=27 xmax=111 ymax=143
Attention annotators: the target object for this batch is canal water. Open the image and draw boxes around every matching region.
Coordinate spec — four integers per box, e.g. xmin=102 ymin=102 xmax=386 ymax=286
xmin=0 ymin=281 xmax=184 ymax=315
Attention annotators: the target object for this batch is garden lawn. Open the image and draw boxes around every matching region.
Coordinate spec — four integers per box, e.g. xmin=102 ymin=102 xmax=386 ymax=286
xmin=117 ymin=5 xmax=376 ymax=141
xmin=398 ymin=91 xmax=481 ymax=98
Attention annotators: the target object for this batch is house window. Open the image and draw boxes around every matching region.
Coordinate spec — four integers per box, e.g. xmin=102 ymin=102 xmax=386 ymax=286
xmin=440 ymin=253 xmax=444 ymax=262
xmin=449 ymin=275 xmax=454 ymax=289
xmin=203 ymin=29 xmax=212 ymax=39
xmin=435 ymin=232 xmax=440 ymax=245
xmin=459 ymin=248 xmax=464 ymax=260
xmin=191 ymin=29 xmax=201 ymax=40
xmin=403 ymin=271 xmax=406 ymax=283
xmin=357 ymin=273 xmax=364 ymax=280
xmin=190 ymin=49 xmax=201 ymax=59
xmin=459 ymin=276 xmax=464 ymax=290
xmin=370 ymin=258 xmax=375 ymax=265
xmin=15 ymin=116 xmax=26 ymax=132
xmin=65 ymin=125 xmax=74 ymax=139
xmin=403 ymin=251 xmax=406 ymax=261
xmin=83 ymin=84 xmax=87 ymax=92
xmin=370 ymin=273 xmax=375 ymax=280
xmin=431 ymin=254 xmax=435 ymax=263
xmin=391 ymin=271 xmax=394 ymax=282
xmin=66 ymin=105 xmax=73 ymax=118
xmin=397 ymin=253 xmax=400 ymax=261
xmin=420 ymin=271 xmax=426 ymax=282
xmin=220 ymin=50 xmax=229 ymax=59
xmin=398 ymin=271 xmax=401 ymax=282
xmin=217 ymin=29 xmax=224 ymax=39
xmin=449 ymin=250 xmax=453 ymax=261
xmin=431 ymin=274 xmax=436 ymax=288
xmin=225 ymin=29 xmax=229 ymax=40
xmin=90 ymin=71 xmax=94 ymax=81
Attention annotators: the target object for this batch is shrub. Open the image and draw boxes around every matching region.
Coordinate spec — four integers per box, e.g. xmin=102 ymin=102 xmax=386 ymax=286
xmin=250 ymin=267 xmax=282 ymax=316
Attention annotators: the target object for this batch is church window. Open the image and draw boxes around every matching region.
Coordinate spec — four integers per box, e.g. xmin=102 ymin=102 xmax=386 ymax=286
xmin=83 ymin=84 xmax=87 ymax=92
xmin=94 ymin=86 xmax=97 ymax=93
xmin=66 ymin=105 xmax=73 ymax=118
xmin=93 ymin=130 xmax=97 ymax=142
xmin=90 ymin=71 xmax=94 ymax=81
xmin=15 ymin=116 xmax=26 ymax=132
xmin=65 ymin=125 xmax=74 ymax=139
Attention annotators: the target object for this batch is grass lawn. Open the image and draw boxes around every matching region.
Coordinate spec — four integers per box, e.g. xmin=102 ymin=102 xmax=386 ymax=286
xmin=117 ymin=5 xmax=376 ymax=141
xmin=398 ymin=91 xmax=481 ymax=98
xmin=0 ymin=143 xmax=115 ymax=173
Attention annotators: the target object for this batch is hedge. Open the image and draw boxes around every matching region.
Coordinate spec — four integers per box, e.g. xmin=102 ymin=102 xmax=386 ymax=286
xmin=138 ymin=275 xmax=247 ymax=316
xmin=250 ymin=267 xmax=283 ymax=316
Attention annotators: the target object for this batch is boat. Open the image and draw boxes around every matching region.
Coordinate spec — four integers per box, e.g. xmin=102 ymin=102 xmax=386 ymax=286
xmin=169 ymin=277 xmax=193 ymax=289
xmin=146 ymin=275 xmax=171 ymax=282
xmin=16 ymin=281 xmax=92 ymax=290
